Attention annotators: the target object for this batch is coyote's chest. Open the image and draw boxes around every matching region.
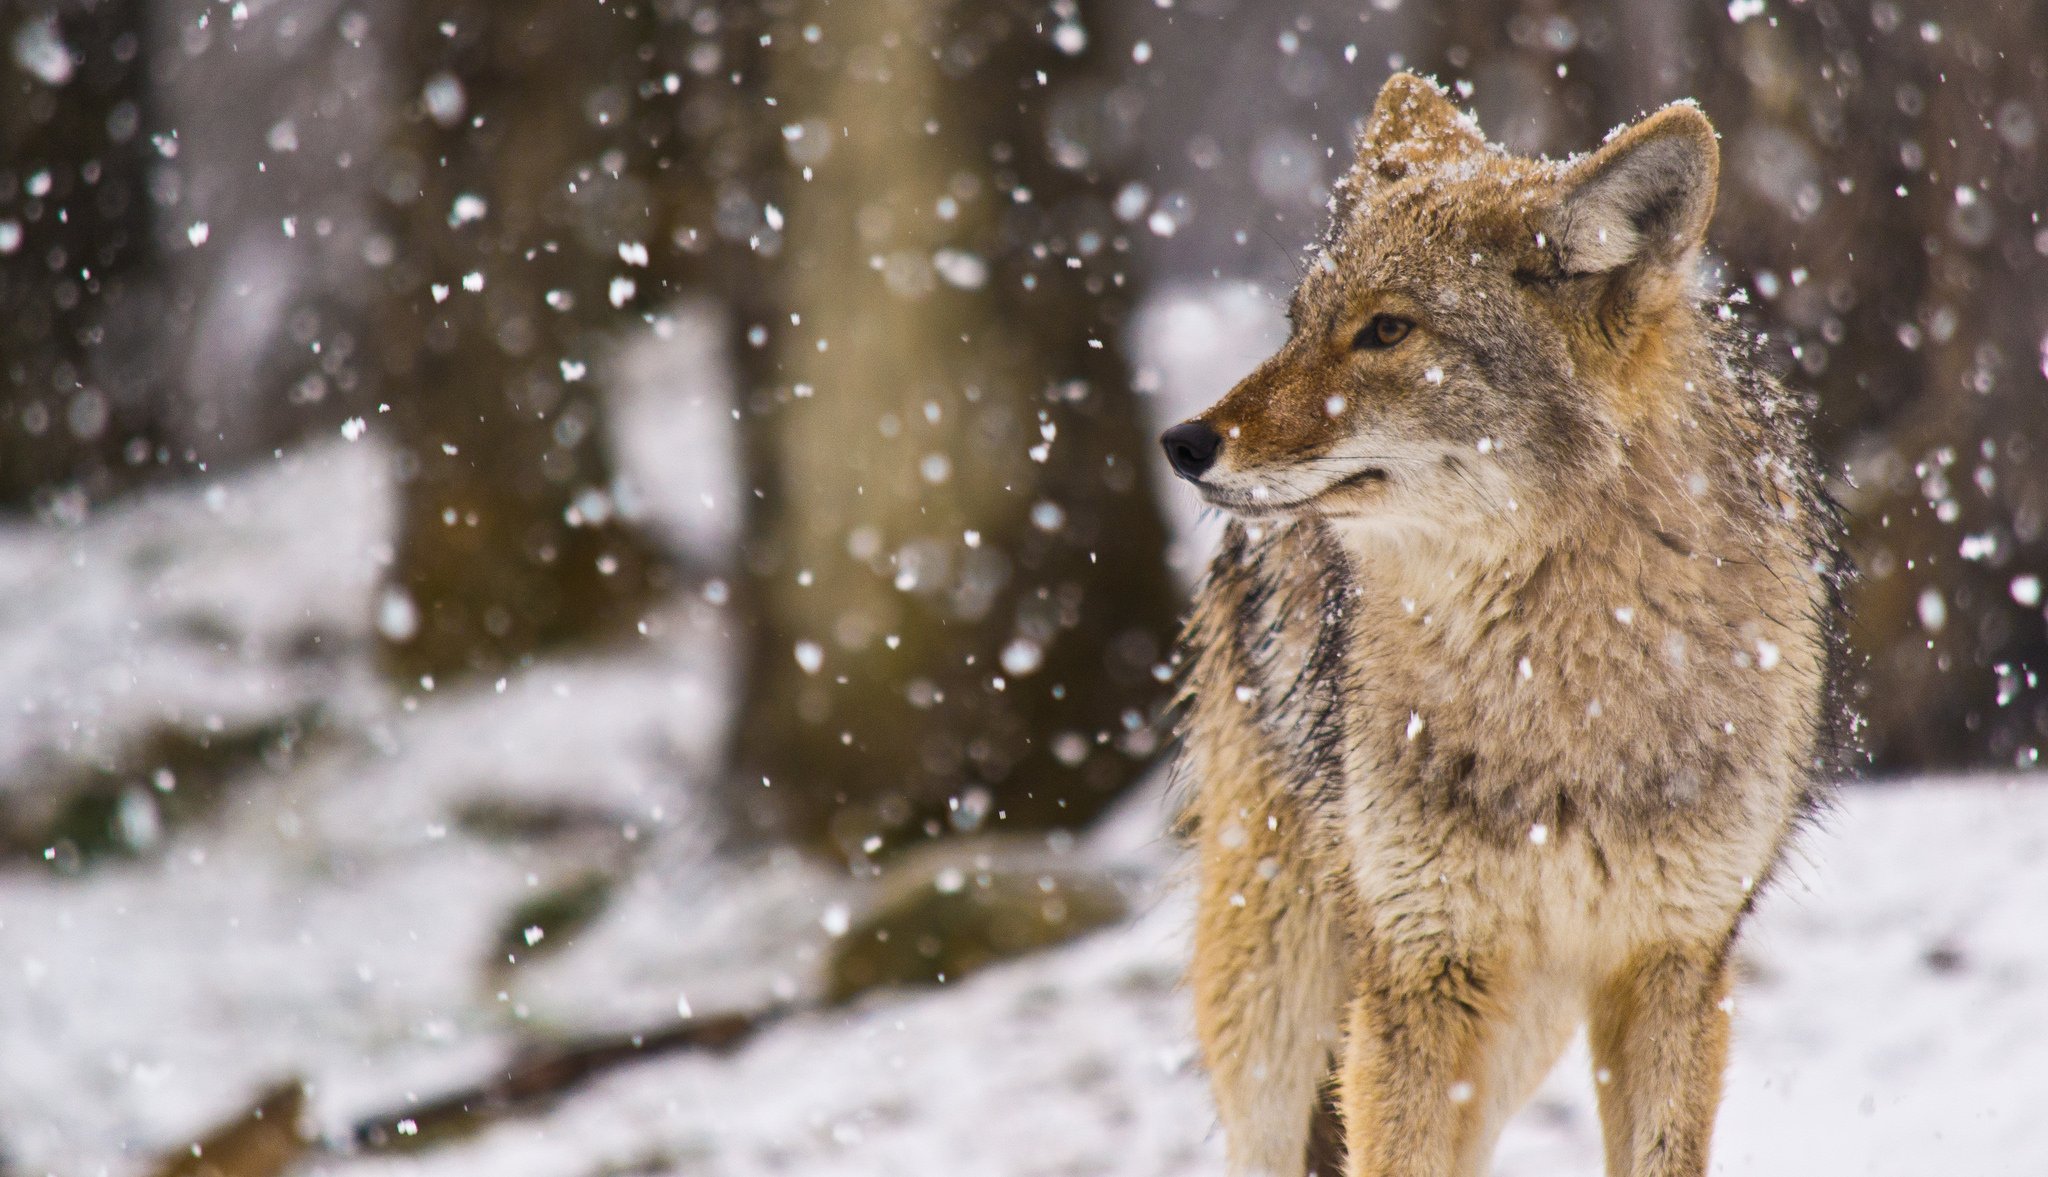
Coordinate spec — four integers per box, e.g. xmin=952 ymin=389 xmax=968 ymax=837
xmin=1223 ymin=514 xmax=1811 ymax=852
xmin=1221 ymin=515 xmax=1799 ymax=972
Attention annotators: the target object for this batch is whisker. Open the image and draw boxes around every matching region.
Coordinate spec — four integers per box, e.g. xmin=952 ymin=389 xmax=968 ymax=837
xmin=1447 ymin=460 xmax=1508 ymax=517
xmin=1284 ymin=451 xmax=1428 ymax=467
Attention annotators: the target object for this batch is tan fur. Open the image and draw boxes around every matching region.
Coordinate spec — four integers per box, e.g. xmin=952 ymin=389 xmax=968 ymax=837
xmin=1169 ymin=75 xmax=1844 ymax=1177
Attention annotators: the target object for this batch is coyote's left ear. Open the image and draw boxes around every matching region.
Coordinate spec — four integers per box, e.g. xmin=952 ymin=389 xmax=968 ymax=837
xmin=1553 ymin=104 xmax=1719 ymax=275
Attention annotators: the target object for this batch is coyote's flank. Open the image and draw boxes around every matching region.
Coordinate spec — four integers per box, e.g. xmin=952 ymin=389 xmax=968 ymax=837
xmin=1163 ymin=73 xmax=1847 ymax=1177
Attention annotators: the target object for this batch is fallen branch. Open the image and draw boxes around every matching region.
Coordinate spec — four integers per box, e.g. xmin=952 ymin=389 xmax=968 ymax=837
xmin=350 ymin=1008 xmax=781 ymax=1153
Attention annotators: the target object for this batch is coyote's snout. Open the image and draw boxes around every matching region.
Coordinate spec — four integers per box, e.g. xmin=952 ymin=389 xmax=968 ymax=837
xmin=1170 ymin=73 xmax=1846 ymax=1177
xmin=1160 ymin=419 xmax=1224 ymax=482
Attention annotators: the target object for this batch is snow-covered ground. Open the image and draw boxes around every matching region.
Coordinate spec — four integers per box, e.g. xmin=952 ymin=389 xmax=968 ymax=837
xmin=14 ymin=757 xmax=2041 ymax=1176
xmin=0 ymin=433 xmax=751 ymax=1172
xmin=305 ymin=779 xmax=2048 ymax=1177
xmin=4 ymin=289 xmax=2045 ymax=1176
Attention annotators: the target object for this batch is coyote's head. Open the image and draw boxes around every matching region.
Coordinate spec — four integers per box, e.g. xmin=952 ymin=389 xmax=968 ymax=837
xmin=1162 ymin=73 xmax=1721 ymax=539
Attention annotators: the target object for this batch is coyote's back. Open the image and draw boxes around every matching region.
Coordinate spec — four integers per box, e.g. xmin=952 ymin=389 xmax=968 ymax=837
xmin=1164 ymin=74 xmax=1845 ymax=1177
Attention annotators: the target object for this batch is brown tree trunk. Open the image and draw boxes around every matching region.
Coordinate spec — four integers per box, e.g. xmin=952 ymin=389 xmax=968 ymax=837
xmin=0 ymin=0 xmax=164 ymax=511
xmin=375 ymin=0 xmax=669 ymax=682
xmin=729 ymin=0 xmax=1178 ymax=859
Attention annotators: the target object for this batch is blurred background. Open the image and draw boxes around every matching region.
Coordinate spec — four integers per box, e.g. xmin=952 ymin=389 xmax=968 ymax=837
xmin=2 ymin=0 xmax=2045 ymax=1174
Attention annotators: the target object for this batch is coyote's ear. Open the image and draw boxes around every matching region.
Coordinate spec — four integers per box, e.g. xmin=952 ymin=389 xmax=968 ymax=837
xmin=1554 ymin=104 xmax=1719 ymax=275
xmin=1350 ymin=72 xmax=1485 ymax=184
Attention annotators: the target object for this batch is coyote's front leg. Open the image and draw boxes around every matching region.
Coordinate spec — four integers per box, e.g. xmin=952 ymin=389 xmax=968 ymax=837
xmin=1190 ymin=787 xmax=1346 ymax=1177
xmin=1588 ymin=943 xmax=1735 ymax=1177
xmin=1335 ymin=947 xmax=1499 ymax=1177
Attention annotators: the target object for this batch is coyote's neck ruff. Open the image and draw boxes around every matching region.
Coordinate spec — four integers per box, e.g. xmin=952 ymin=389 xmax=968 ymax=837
xmin=1167 ymin=74 xmax=1844 ymax=1177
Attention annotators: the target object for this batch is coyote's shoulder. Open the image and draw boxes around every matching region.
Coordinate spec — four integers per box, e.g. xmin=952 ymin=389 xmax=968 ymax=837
xmin=1164 ymin=73 xmax=1845 ymax=1177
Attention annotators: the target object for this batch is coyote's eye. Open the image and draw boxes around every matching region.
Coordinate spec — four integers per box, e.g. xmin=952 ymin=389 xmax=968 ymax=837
xmin=1352 ymin=314 xmax=1412 ymax=350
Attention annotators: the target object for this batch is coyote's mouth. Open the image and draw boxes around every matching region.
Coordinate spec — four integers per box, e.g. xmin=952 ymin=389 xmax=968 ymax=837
xmin=1197 ymin=465 xmax=1391 ymax=517
xmin=1330 ymin=467 xmax=1390 ymax=492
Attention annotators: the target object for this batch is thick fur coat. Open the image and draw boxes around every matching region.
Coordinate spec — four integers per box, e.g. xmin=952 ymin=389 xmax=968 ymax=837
xmin=1167 ymin=74 xmax=1847 ymax=1177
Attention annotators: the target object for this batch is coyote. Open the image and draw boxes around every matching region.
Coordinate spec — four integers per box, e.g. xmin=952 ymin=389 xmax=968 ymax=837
xmin=1163 ymin=75 xmax=1845 ymax=1177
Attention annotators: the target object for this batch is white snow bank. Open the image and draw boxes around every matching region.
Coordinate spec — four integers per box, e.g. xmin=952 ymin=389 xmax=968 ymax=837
xmin=606 ymin=300 xmax=744 ymax=568
xmin=0 ymin=599 xmax=744 ymax=1174
xmin=0 ymin=417 xmax=747 ymax=1173
xmin=0 ymin=441 xmax=392 ymax=819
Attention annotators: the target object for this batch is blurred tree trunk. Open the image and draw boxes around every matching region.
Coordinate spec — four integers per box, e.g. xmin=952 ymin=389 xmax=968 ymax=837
xmin=730 ymin=1 xmax=1176 ymax=859
xmin=1424 ymin=0 xmax=1601 ymax=157
xmin=1683 ymin=1 xmax=2048 ymax=771
xmin=375 ymin=0 xmax=668 ymax=681
xmin=0 ymin=0 xmax=164 ymax=512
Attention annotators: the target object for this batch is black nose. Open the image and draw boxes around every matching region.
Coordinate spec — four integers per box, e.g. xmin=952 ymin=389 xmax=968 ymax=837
xmin=1161 ymin=421 xmax=1222 ymax=481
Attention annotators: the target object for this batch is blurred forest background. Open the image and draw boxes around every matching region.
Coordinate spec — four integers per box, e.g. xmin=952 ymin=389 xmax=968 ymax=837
xmin=3 ymin=0 xmax=2046 ymax=1174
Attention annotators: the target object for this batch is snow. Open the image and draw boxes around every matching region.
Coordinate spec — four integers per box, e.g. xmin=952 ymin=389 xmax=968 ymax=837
xmin=10 ymin=690 xmax=2048 ymax=1177
xmin=323 ymin=780 xmax=2048 ymax=1177
xmin=309 ymin=880 xmax=1205 ymax=1177
xmin=607 ymin=302 xmax=743 ymax=567
xmin=0 ymin=441 xmax=393 ymax=838
xmin=0 ymin=435 xmax=738 ymax=1172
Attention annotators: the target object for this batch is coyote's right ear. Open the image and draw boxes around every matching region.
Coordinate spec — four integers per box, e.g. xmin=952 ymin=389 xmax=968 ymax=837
xmin=1341 ymin=72 xmax=1484 ymax=196
xmin=1553 ymin=104 xmax=1719 ymax=276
